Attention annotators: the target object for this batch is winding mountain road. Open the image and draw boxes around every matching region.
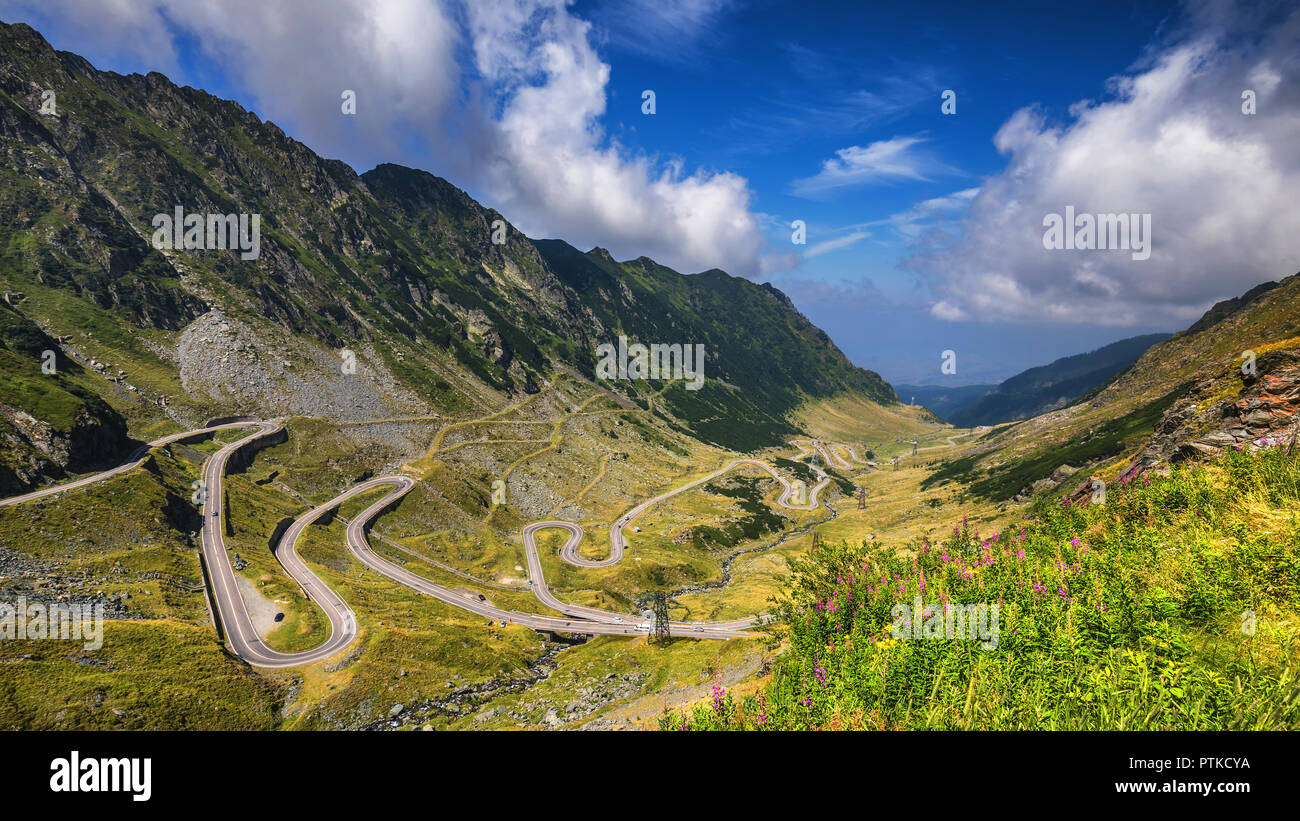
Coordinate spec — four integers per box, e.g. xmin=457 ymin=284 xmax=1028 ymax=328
xmin=918 ymin=430 xmax=972 ymax=451
xmin=1 ymin=416 xmax=861 ymax=665
xmin=199 ymin=422 xmax=363 ymax=667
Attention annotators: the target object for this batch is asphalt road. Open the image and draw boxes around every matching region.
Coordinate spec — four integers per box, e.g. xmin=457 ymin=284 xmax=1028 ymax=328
xmin=0 ymin=418 xmax=856 ymax=665
xmin=197 ymin=422 xmax=363 ymax=667
xmin=523 ymin=451 xmax=836 ymax=631
xmin=345 ymin=497 xmax=751 ymax=640
xmin=559 ymin=456 xmax=830 ymax=572
xmin=795 ymin=438 xmax=852 ymax=470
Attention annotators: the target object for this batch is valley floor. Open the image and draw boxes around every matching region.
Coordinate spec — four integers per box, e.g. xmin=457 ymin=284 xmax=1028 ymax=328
xmin=0 ymin=376 xmax=948 ymax=729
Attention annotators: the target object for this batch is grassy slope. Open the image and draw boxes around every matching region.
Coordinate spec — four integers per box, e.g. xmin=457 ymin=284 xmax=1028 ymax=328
xmin=792 ymin=393 xmax=937 ymax=443
xmin=927 ymin=273 xmax=1300 ymax=502
xmin=664 ymin=445 xmax=1300 ymax=730
xmin=0 ymin=446 xmax=289 ymax=729
xmin=0 ymin=621 xmax=283 ymax=730
xmin=947 ymin=332 xmax=1171 ymax=428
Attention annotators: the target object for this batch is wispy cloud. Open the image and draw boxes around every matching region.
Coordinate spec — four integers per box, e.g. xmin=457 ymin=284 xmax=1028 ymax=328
xmin=586 ymin=0 xmax=736 ymax=61
xmin=805 ymin=230 xmax=871 ymax=259
xmin=864 ymin=187 xmax=980 ymax=239
xmin=711 ymin=56 xmax=943 ymax=157
xmin=791 ymin=136 xmax=950 ymax=197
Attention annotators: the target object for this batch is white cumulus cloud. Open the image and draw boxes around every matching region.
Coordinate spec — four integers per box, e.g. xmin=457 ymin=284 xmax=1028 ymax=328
xmin=462 ymin=0 xmax=763 ymax=274
xmin=911 ymin=1 xmax=1300 ymax=326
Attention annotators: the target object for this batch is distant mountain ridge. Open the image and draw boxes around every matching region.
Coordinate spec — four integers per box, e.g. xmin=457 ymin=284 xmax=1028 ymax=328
xmin=948 ymin=333 xmax=1171 ymax=427
xmin=926 ymin=273 xmax=1300 ymax=503
xmin=894 ymin=383 xmax=996 ymax=421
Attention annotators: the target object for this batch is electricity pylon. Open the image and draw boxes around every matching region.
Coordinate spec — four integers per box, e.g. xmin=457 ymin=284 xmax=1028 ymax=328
xmin=652 ymin=592 xmax=670 ymax=645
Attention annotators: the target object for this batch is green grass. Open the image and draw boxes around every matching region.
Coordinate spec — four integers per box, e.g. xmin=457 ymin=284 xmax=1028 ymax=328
xmin=0 ymin=356 xmax=945 ymax=729
xmin=0 ymin=620 xmax=284 ymax=730
xmin=690 ymin=477 xmax=790 ymax=550
xmin=664 ymin=444 xmax=1300 ymax=730
xmin=219 ymin=470 xmax=332 ymax=654
xmin=0 ymin=350 xmax=97 ymax=431
xmin=773 ymin=457 xmax=815 ymax=484
xmin=439 ymin=633 xmax=770 ymax=729
xmin=0 ymin=271 xmax=192 ymax=411
xmin=276 ymin=507 xmax=553 ymax=729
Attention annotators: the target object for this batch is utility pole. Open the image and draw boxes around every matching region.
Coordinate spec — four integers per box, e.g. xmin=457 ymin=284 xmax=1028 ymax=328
xmin=857 ymin=488 xmax=866 ymax=509
xmin=652 ymin=592 xmax=670 ymax=645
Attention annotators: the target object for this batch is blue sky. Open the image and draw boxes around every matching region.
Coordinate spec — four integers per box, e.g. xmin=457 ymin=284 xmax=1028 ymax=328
xmin=578 ymin=0 xmax=1186 ymax=383
xmin=5 ymin=0 xmax=1297 ymax=386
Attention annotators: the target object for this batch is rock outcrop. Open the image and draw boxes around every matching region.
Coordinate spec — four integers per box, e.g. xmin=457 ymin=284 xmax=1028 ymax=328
xmin=1128 ymin=348 xmax=1300 ymax=478
xmin=1066 ymin=347 xmax=1300 ymax=504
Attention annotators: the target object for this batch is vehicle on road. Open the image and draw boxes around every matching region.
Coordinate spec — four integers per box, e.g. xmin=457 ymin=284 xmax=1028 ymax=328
xmin=693 ymin=626 xmax=704 ymax=632
xmin=499 ymin=619 xmax=506 ymax=627
xmin=613 ymin=616 xmax=622 ymax=622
